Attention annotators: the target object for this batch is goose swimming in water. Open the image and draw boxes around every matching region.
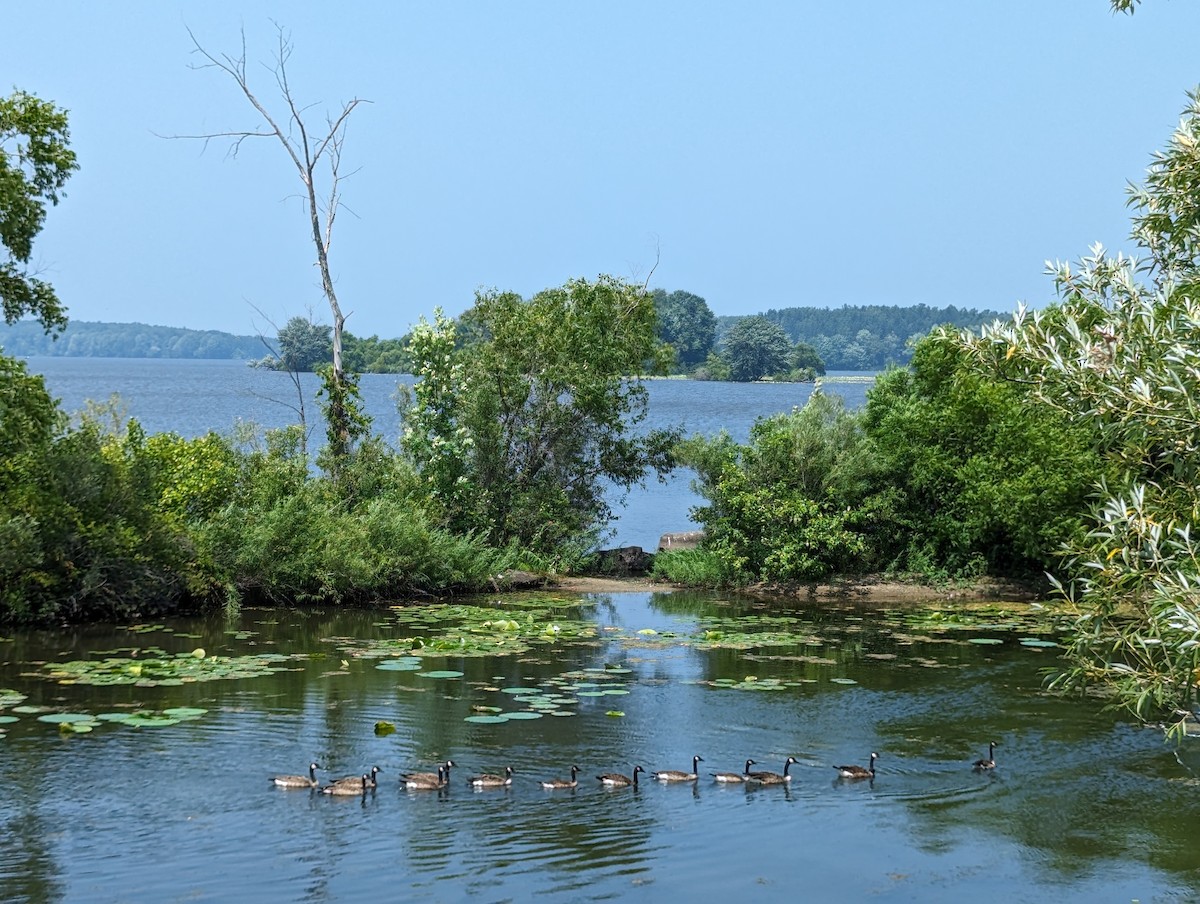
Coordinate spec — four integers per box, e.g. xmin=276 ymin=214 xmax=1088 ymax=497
xmin=597 ymin=765 xmax=644 ymax=787
xmin=653 ymin=755 xmax=703 ymax=783
xmin=468 ymin=766 xmax=514 ymax=788
xmin=711 ymin=759 xmax=756 ymax=784
xmin=540 ymin=765 xmax=582 ymax=790
xmin=834 ymin=752 xmax=878 ymax=780
xmin=747 ymin=756 xmax=798 ymax=785
xmin=402 ymin=766 xmax=447 ymax=790
xmin=322 ymin=774 xmax=369 ymax=796
xmin=973 ymin=742 xmax=997 ymax=772
xmin=272 ymin=762 xmax=320 ymax=789
xmin=401 ymin=760 xmax=456 ymax=785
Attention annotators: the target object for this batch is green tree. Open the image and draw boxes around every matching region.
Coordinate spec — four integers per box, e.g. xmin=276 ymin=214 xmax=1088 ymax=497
xmin=791 ymin=341 xmax=826 ymax=375
xmin=1 ymin=90 xmax=78 ymax=333
xmin=864 ymin=335 xmax=1107 ymax=577
xmin=678 ymin=392 xmax=887 ymax=582
xmin=957 ymin=88 xmax=1200 ymax=736
xmin=277 ymin=316 xmax=331 ymax=372
xmin=722 ymin=316 xmax=792 ymax=381
xmin=403 ymin=276 xmax=679 ymax=556
xmin=652 ymin=289 xmax=717 ymax=369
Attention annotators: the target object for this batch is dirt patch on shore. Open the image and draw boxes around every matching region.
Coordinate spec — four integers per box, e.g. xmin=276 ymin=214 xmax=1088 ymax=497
xmin=553 ymin=574 xmax=1046 ymax=604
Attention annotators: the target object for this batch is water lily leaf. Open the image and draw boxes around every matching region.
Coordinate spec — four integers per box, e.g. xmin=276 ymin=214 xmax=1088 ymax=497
xmin=162 ymin=707 xmax=207 ymax=719
xmin=636 ymin=628 xmax=658 ymax=636
xmin=830 ymin=678 xmax=858 ymax=685
xmin=417 ymin=670 xmax=465 ymax=679
xmin=374 ymin=721 xmax=396 ymax=736
xmin=605 ymin=710 xmax=625 ymax=717
xmin=464 ymin=714 xmax=509 ymax=724
xmin=37 ymin=712 xmax=94 ymax=724
xmin=0 ymin=715 xmax=18 ymax=724
xmin=1020 ymin=638 xmax=1059 ymax=648
xmin=969 ymin=638 xmax=1004 ymax=645
xmin=375 ymin=660 xmax=423 ymax=671
xmin=12 ymin=705 xmax=47 ymax=714
xmin=505 ymin=711 xmax=543 ymax=720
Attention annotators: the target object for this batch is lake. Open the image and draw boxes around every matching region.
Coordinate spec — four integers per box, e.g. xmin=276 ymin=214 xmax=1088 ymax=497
xmin=21 ymin=357 xmax=873 ymax=551
xmin=1 ymin=590 xmax=1197 ymax=903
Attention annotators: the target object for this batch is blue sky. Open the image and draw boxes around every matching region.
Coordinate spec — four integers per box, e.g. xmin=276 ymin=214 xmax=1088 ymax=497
xmin=6 ymin=2 xmax=1200 ymax=338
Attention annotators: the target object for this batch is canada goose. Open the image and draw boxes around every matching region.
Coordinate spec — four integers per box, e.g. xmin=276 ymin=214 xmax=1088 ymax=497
xmin=468 ymin=765 xmax=514 ymax=788
xmin=747 ymin=756 xmax=799 ymax=785
xmin=272 ymin=762 xmax=320 ymax=789
xmin=540 ymin=765 xmax=582 ymax=790
xmin=402 ymin=765 xmax=446 ymax=790
xmin=653 ymin=755 xmax=704 ymax=783
xmin=711 ymin=759 xmax=757 ymax=783
xmin=330 ymin=765 xmax=381 ymax=788
xmin=597 ymin=765 xmax=644 ymax=787
xmin=834 ymin=752 xmax=878 ymax=780
xmin=401 ymin=760 xmax=456 ymax=784
xmin=973 ymin=742 xmax=997 ymax=771
xmin=322 ymin=774 xmax=369 ymax=796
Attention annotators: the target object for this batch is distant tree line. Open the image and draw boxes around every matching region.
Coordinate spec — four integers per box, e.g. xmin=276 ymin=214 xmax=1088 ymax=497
xmin=1 ymin=320 xmax=263 ymax=359
xmin=718 ymin=304 xmax=1008 ymax=371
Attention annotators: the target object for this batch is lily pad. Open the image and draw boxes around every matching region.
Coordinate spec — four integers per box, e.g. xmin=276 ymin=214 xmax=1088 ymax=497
xmin=162 ymin=707 xmax=208 ymax=719
xmin=968 ymin=638 xmax=1004 ymax=645
xmin=605 ymin=710 xmax=625 ymax=717
xmin=417 ymin=670 xmax=465 ymax=679
xmin=375 ymin=659 xmax=423 ymax=671
xmin=464 ymin=714 xmax=509 ymax=724
xmin=0 ymin=716 xmax=17 ymax=724
xmin=36 ymin=712 xmax=94 ymax=724
xmin=830 ymin=678 xmax=858 ymax=685
xmin=504 ymin=711 xmax=543 ymax=720
xmin=374 ymin=721 xmax=396 ymax=736
xmin=1020 ymin=638 xmax=1059 ymax=648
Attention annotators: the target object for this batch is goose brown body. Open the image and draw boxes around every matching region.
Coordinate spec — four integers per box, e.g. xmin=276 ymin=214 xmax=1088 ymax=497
xmin=834 ymin=752 xmax=878 ymax=780
xmin=322 ymin=774 xmax=369 ymax=796
xmin=403 ymin=765 xmax=447 ymax=790
xmin=468 ymin=765 xmax=514 ymax=788
xmin=272 ymin=762 xmax=320 ymax=789
xmin=653 ymin=755 xmax=703 ymax=783
xmin=540 ymin=765 xmax=582 ymax=790
xmin=747 ymin=756 xmax=799 ymax=785
xmin=711 ymin=759 xmax=756 ymax=783
xmin=597 ymin=765 xmax=644 ymax=787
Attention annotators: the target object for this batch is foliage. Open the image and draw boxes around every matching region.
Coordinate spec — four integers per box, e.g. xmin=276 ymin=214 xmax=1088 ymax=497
xmin=862 ymin=335 xmax=1108 ymax=576
xmin=402 ymin=276 xmax=679 ymax=555
xmin=721 ymin=315 xmax=793 ymax=381
xmin=955 ymin=88 xmax=1200 ymax=735
xmin=182 ymin=416 xmax=510 ymax=604
xmin=678 ymin=393 xmax=888 ymax=582
xmin=0 ymin=407 xmax=215 ymax=623
xmin=342 ymin=330 xmax=412 ymax=373
xmin=315 ymin=364 xmax=371 ymax=476
xmin=0 ymin=90 xmax=78 ymax=333
xmin=718 ymin=304 xmax=1006 ymax=371
xmin=651 ymin=547 xmax=731 ymax=587
xmin=652 ymin=289 xmax=717 ymax=369
xmin=275 ymin=315 xmax=331 ymax=372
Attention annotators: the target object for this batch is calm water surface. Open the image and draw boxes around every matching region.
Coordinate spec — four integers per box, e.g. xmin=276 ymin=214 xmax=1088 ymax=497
xmin=0 ymin=590 xmax=1197 ymax=903
xmin=20 ymin=357 xmax=872 ymax=550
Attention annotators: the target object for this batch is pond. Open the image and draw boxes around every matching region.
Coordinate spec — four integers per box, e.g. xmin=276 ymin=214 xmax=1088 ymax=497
xmin=0 ymin=590 xmax=1196 ymax=902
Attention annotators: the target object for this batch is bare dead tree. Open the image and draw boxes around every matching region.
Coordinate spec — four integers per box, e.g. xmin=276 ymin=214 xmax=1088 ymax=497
xmin=167 ymin=23 xmax=369 ymax=458
xmin=246 ymin=301 xmax=312 ymax=457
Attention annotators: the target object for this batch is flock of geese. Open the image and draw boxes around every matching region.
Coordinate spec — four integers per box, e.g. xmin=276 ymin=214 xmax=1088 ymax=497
xmin=273 ymin=742 xmax=998 ymax=795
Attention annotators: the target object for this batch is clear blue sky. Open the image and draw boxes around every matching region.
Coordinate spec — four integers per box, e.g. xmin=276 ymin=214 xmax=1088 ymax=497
xmin=5 ymin=1 xmax=1200 ymax=338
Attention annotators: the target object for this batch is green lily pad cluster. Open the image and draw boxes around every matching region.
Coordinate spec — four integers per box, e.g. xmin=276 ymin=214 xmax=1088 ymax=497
xmin=462 ymin=666 xmax=632 ymax=724
xmin=43 ymin=650 xmax=290 ymax=686
xmin=331 ymin=601 xmax=600 ymax=660
xmin=0 ymin=706 xmax=209 ymax=735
